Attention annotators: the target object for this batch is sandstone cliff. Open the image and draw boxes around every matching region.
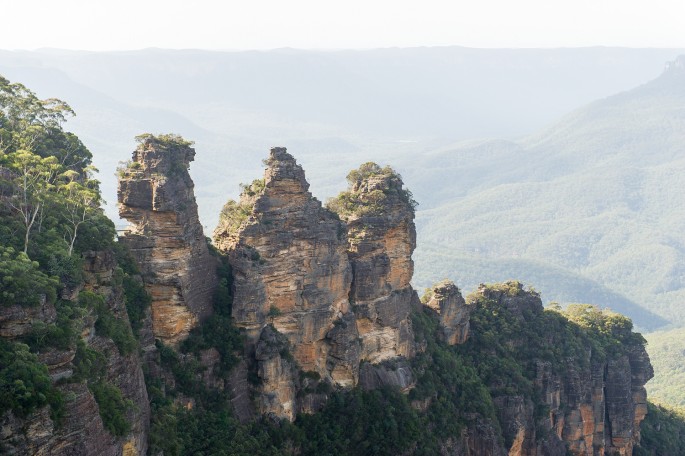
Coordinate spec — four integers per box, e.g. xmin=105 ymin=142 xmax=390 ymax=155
xmin=464 ymin=282 xmax=654 ymax=456
xmin=213 ymin=148 xmax=357 ymax=420
xmin=213 ymin=150 xmax=420 ymax=420
xmin=118 ymin=134 xmax=218 ymax=345
xmin=0 ymin=250 xmax=149 ymax=456
xmin=328 ymin=162 xmax=417 ymax=364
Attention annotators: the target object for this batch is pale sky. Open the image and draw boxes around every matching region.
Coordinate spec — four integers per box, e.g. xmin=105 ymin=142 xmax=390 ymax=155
xmin=3 ymin=0 xmax=685 ymax=50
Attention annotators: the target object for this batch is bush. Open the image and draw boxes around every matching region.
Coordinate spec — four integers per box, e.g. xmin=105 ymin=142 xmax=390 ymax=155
xmin=0 ymin=246 xmax=58 ymax=307
xmin=23 ymin=299 xmax=87 ymax=351
xmin=122 ymin=275 xmax=150 ymax=337
xmin=80 ymin=291 xmax=137 ymax=355
xmin=0 ymin=340 xmax=63 ymax=420
xmin=327 ymin=162 xmax=417 ymax=220
xmin=90 ymin=381 xmax=132 ymax=436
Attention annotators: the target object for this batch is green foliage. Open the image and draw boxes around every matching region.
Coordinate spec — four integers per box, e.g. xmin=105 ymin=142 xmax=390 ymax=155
xmin=268 ymin=305 xmax=282 ymax=317
xmin=91 ymin=296 xmax=137 ymax=356
xmin=563 ymin=303 xmax=645 ymax=349
xmin=635 ymin=402 xmax=685 ymax=455
xmin=644 ymin=327 xmax=685 ymax=407
xmin=240 ymin=178 xmax=266 ymax=197
xmin=134 ymin=132 xmax=194 ymax=149
xmin=71 ymin=212 xmax=116 ymax=253
xmin=72 ymin=339 xmax=107 ymax=382
xmin=327 ymin=162 xmax=417 ymax=220
xmin=121 ymin=275 xmax=150 ymax=337
xmin=0 ymin=340 xmax=63 ymax=420
xmin=89 ymin=381 xmax=132 ymax=436
xmin=47 ymin=253 xmax=83 ymax=289
xmin=0 ymin=246 xmax=58 ymax=307
xmin=76 ymin=290 xmax=137 ymax=355
xmin=295 ymin=388 xmax=422 ymax=456
xmin=461 ymin=285 xmax=644 ymax=388
xmin=111 ymin=243 xmax=151 ymax=338
xmin=410 ymin=308 xmax=499 ymax=441
xmin=216 ymin=199 xmax=253 ymax=237
xmin=0 ymin=76 xmax=103 ymax=257
xmin=23 ymin=299 xmax=87 ymax=351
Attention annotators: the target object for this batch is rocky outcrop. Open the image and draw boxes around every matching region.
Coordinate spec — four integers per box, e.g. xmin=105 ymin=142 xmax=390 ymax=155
xmin=118 ymin=135 xmax=218 ymax=345
xmin=358 ymin=357 xmax=415 ymax=391
xmin=468 ymin=282 xmax=654 ymax=456
xmin=213 ymin=151 xmax=421 ymax=419
xmin=424 ymin=280 xmax=470 ymax=345
xmin=255 ymin=325 xmax=298 ymax=420
xmin=330 ymin=162 xmax=417 ymax=364
xmin=214 ymin=148 xmax=357 ymax=386
xmin=0 ymin=250 xmax=149 ymax=456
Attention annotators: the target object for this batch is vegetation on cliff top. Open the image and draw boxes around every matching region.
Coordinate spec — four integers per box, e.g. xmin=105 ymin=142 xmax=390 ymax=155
xmin=327 ymin=161 xmax=417 ymax=219
xmin=215 ymin=178 xmax=266 ymax=240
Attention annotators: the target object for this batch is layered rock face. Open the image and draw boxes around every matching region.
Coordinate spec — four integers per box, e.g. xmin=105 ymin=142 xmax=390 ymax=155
xmin=471 ymin=283 xmax=653 ymax=456
xmin=424 ymin=279 xmax=470 ymax=345
xmin=214 ymin=148 xmax=354 ymax=381
xmin=330 ymin=162 xmax=417 ymax=363
xmin=0 ymin=250 xmax=149 ymax=456
xmin=213 ymin=150 xmax=419 ymax=419
xmin=118 ymin=135 xmax=217 ymax=345
xmin=214 ymin=148 xmax=358 ymax=419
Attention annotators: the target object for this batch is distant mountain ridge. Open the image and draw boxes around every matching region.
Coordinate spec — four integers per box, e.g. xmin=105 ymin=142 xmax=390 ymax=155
xmin=413 ymin=55 xmax=685 ymax=330
xmin=1 ymin=46 xmax=683 ymax=226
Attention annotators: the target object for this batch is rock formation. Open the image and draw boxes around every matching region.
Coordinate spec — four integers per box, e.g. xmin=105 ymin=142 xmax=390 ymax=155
xmin=423 ymin=279 xmax=470 ymax=345
xmin=118 ymin=134 xmax=217 ymax=345
xmin=330 ymin=162 xmax=417 ymax=363
xmin=213 ymin=150 xmax=420 ymax=419
xmin=468 ymin=282 xmax=654 ymax=456
xmin=213 ymin=148 xmax=357 ymax=393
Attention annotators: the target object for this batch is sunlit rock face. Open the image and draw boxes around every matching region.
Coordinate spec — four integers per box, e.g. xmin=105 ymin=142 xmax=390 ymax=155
xmin=213 ymin=151 xmax=422 ymax=419
xmin=329 ymin=162 xmax=417 ymax=364
xmin=213 ymin=147 xmax=357 ymax=386
xmin=118 ymin=135 xmax=217 ymax=346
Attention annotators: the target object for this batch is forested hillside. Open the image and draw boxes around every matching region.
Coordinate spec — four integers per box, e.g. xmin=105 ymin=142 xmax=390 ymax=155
xmin=413 ymin=57 xmax=685 ymax=331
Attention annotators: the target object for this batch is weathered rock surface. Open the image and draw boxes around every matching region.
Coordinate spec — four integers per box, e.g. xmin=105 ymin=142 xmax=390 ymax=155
xmin=424 ymin=280 xmax=470 ymax=345
xmin=214 ymin=147 xmax=356 ymax=386
xmin=358 ymin=357 xmax=415 ymax=391
xmin=255 ymin=325 xmax=298 ymax=421
xmin=469 ymin=283 xmax=654 ymax=456
xmin=0 ymin=297 xmax=55 ymax=339
xmin=0 ymin=250 xmax=149 ymax=456
xmin=213 ymin=152 xmax=422 ymax=419
xmin=331 ymin=163 xmax=417 ymax=363
xmin=118 ymin=135 xmax=218 ymax=345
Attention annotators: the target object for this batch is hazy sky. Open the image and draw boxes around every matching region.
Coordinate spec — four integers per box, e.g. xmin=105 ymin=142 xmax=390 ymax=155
xmin=3 ymin=0 xmax=685 ymax=50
